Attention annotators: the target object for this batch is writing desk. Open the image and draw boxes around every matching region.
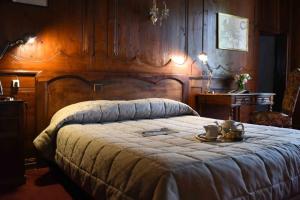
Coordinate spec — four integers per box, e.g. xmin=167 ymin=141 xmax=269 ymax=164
xmin=196 ymin=93 xmax=275 ymax=121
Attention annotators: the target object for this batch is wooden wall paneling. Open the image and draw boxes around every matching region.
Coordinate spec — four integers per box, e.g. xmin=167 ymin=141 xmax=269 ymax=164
xmin=291 ymin=0 xmax=300 ymax=70
xmin=188 ymin=0 xmax=204 ymax=77
xmin=257 ymin=0 xmax=280 ymax=34
xmin=97 ymin=0 xmax=190 ymax=74
xmin=257 ymin=0 xmax=290 ymax=34
xmin=91 ymin=0 xmax=108 ymax=68
xmin=36 ymin=75 xmax=92 ymax=134
xmin=277 ymin=0 xmax=291 ymax=34
xmin=93 ymin=79 xmax=183 ymax=102
xmin=0 ymin=0 xmax=89 ymax=70
xmin=47 ymin=76 xmax=93 ymax=119
xmin=92 ymin=75 xmax=186 ymax=102
xmin=0 ymin=0 xmax=259 ymax=79
xmin=205 ymin=0 xmax=255 ymax=78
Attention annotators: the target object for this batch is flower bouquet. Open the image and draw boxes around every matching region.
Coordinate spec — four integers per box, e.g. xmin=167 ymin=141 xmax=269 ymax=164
xmin=234 ymin=73 xmax=251 ymax=91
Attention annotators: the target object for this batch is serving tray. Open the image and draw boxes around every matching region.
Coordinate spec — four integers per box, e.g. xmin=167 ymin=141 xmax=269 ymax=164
xmin=195 ymin=133 xmax=244 ymax=143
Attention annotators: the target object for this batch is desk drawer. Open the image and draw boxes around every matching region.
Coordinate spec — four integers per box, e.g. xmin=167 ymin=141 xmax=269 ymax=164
xmin=256 ymin=97 xmax=272 ymax=104
xmin=235 ymin=96 xmax=252 ymax=105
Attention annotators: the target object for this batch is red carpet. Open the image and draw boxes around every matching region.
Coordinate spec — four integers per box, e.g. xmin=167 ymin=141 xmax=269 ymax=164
xmin=0 ymin=168 xmax=90 ymax=200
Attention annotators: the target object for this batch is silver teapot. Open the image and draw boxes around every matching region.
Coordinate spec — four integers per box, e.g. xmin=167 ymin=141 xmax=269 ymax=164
xmin=215 ymin=120 xmax=244 ymax=136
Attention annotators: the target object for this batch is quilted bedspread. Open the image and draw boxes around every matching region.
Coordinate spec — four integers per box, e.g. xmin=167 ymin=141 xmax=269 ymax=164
xmin=34 ymin=98 xmax=300 ymax=200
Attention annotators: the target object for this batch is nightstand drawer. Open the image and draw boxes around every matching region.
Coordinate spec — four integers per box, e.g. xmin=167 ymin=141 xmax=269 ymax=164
xmin=0 ymin=118 xmax=19 ymax=133
xmin=0 ymin=139 xmax=24 ymax=180
xmin=0 ymin=104 xmax=19 ymax=118
xmin=0 ymin=100 xmax=25 ymax=186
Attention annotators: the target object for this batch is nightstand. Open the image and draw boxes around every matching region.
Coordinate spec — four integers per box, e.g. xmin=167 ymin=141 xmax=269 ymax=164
xmin=0 ymin=100 xmax=25 ymax=186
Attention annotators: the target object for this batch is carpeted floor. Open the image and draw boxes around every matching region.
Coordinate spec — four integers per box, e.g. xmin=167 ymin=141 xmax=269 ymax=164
xmin=0 ymin=168 xmax=90 ymax=200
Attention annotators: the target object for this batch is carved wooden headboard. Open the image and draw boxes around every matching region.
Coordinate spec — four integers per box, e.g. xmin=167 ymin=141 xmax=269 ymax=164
xmin=36 ymin=71 xmax=189 ymax=133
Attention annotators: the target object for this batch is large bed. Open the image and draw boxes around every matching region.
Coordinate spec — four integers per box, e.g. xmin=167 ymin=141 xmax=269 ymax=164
xmin=34 ymin=98 xmax=300 ymax=200
xmin=33 ymin=72 xmax=300 ymax=199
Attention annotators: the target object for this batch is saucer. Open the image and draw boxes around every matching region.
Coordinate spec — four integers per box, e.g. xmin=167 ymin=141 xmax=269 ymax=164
xmin=219 ymin=136 xmax=244 ymax=142
xmin=195 ymin=133 xmax=218 ymax=142
xmin=221 ymin=130 xmax=245 ymax=141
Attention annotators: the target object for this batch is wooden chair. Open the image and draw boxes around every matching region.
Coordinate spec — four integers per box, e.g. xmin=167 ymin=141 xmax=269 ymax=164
xmin=250 ymin=69 xmax=300 ymax=128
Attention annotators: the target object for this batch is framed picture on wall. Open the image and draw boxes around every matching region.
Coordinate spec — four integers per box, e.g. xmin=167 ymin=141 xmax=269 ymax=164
xmin=12 ymin=0 xmax=47 ymax=7
xmin=218 ymin=13 xmax=249 ymax=52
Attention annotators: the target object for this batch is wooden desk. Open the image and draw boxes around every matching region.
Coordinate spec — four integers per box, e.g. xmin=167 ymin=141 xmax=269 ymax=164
xmin=196 ymin=93 xmax=275 ymax=121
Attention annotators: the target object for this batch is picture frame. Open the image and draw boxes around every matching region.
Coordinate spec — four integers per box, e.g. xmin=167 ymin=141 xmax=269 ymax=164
xmin=12 ymin=0 xmax=48 ymax=7
xmin=217 ymin=13 xmax=249 ymax=52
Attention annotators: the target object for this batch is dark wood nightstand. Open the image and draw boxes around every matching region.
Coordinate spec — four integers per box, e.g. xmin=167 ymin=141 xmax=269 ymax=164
xmin=0 ymin=100 xmax=25 ymax=186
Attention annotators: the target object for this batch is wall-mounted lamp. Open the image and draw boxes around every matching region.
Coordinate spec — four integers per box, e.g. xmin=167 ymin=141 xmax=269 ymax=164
xmin=197 ymin=0 xmax=213 ymax=93
xmin=171 ymin=55 xmax=186 ymax=65
xmin=198 ymin=52 xmax=213 ymax=93
xmin=198 ymin=52 xmax=208 ymax=64
xmin=150 ymin=0 xmax=169 ymax=26
xmin=0 ymin=34 xmax=36 ymax=60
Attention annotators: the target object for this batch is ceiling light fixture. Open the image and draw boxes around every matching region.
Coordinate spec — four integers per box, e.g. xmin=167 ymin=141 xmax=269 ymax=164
xmin=150 ymin=0 xmax=169 ymax=26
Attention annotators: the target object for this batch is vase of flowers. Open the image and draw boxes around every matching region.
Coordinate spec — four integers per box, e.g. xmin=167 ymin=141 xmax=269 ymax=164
xmin=235 ymin=73 xmax=251 ymax=91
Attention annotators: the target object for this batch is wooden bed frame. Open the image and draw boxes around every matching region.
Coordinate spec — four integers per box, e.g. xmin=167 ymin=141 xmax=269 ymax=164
xmin=36 ymin=71 xmax=189 ymax=133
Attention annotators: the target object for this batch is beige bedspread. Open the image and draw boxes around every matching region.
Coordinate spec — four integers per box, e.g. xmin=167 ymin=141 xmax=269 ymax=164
xmin=34 ymin=98 xmax=300 ymax=200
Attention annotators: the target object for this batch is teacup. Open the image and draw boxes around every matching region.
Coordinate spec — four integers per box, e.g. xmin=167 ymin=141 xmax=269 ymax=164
xmin=204 ymin=125 xmax=221 ymax=139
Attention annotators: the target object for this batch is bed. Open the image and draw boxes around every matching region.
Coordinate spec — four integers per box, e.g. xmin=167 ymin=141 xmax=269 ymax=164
xmin=34 ymin=98 xmax=300 ymax=200
xmin=33 ymin=72 xmax=300 ymax=199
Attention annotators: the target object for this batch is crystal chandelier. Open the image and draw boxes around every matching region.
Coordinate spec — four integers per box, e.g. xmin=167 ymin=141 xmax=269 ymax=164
xmin=150 ymin=0 xmax=169 ymax=26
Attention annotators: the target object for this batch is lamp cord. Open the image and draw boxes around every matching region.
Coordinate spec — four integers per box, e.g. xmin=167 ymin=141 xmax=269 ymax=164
xmin=0 ymin=43 xmax=10 ymax=60
xmin=0 ymin=39 xmax=25 ymax=60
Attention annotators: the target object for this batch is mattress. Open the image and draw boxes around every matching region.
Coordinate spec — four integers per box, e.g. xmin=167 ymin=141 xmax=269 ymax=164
xmin=34 ymin=98 xmax=300 ymax=200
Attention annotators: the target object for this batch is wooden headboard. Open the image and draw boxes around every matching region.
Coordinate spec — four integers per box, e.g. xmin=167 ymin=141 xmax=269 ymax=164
xmin=36 ymin=71 xmax=189 ymax=133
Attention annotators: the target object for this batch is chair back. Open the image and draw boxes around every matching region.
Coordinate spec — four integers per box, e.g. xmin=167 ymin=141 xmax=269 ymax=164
xmin=282 ymin=69 xmax=300 ymax=116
